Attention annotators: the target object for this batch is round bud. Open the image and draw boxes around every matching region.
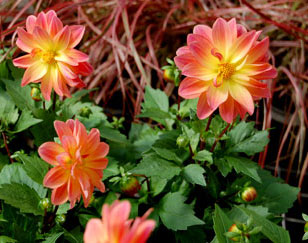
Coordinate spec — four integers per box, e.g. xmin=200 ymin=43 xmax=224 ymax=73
xmin=38 ymin=198 xmax=52 ymax=210
xmin=241 ymin=187 xmax=257 ymax=202
xmin=163 ymin=68 xmax=176 ymax=83
xmin=176 ymin=135 xmax=189 ymax=148
xmin=79 ymin=106 xmax=92 ymax=118
xmin=120 ymin=176 xmax=141 ymax=197
xmin=305 ymin=222 xmax=308 ymax=233
xmin=30 ymin=87 xmax=42 ymax=101
xmin=55 ymin=214 xmax=66 ymax=224
xmin=228 ymin=224 xmax=242 ymax=242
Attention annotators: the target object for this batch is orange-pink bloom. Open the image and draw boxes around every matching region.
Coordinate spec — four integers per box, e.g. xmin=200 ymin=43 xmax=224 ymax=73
xmin=13 ymin=10 xmax=93 ymax=101
xmin=175 ymin=18 xmax=277 ymax=123
xmin=84 ymin=200 xmax=155 ymax=243
xmin=38 ymin=119 xmax=109 ymax=208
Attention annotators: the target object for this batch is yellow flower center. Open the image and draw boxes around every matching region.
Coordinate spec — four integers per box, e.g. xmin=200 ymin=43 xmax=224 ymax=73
xmin=32 ymin=48 xmax=56 ymax=64
xmin=218 ymin=63 xmax=235 ymax=80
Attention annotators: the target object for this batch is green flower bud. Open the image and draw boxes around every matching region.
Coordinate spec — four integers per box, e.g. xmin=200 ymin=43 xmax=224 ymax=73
xmin=176 ymin=135 xmax=189 ymax=148
xmin=30 ymin=87 xmax=42 ymax=101
xmin=38 ymin=198 xmax=52 ymax=210
xmin=120 ymin=176 xmax=141 ymax=197
xmin=55 ymin=214 xmax=66 ymax=224
xmin=79 ymin=106 xmax=92 ymax=118
xmin=241 ymin=187 xmax=257 ymax=202
xmin=305 ymin=222 xmax=308 ymax=233
xmin=228 ymin=224 xmax=242 ymax=242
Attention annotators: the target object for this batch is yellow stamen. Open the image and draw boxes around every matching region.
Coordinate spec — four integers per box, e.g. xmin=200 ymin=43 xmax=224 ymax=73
xmin=31 ymin=48 xmax=56 ymax=64
xmin=218 ymin=63 xmax=235 ymax=80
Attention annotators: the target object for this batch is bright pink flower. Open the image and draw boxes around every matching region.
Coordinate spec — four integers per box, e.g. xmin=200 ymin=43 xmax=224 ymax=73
xmin=13 ymin=10 xmax=93 ymax=101
xmin=175 ymin=18 xmax=277 ymax=123
xmin=84 ymin=200 xmax=155 ymax=243
xmin=38 ymin=119 xmax=109 ymax=208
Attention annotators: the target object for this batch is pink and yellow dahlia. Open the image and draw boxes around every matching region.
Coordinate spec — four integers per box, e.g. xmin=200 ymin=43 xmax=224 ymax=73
xmin=84 ymin=200 xmax=155 ymax=243
xmin=13 ymin=10 xmax=93 ymax=101
xmin=38 ymin=119 xmax=109 ymax=208
xmin=175 ymin=18 xmax=277 ymax=123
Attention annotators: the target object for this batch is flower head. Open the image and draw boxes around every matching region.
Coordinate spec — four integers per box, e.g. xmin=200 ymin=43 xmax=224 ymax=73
xmin=175 ymin=18 xmax=277 ymax=123
xmin=13 ymin=10 xmax=93 ymax=100
xmin=38 ymin=119 xmax=109 ymax=208
xmin=84 ymin=200 xmax=155 ymax=243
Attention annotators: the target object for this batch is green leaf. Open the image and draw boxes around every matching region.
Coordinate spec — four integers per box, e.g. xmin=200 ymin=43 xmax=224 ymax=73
xmin=224 ymin=156 xmax=261 ymax=183
xmin=213 ymin=205 xmax=233 ymax=243
xmin=238 ymin=206 xmax=290 ymax=243
xmin=178 ymin=99 xmax=198 ymax=118
xmin=228 ymin=122 xmax=255 ymax=145
xmin=0 ymin=87 xmax=19 ymax=128
xmin=158 ymin=192 xmax=204 ymax=230
xmin=175 ymin=226 xmax=206 ymax=243
xmin=183 ymin=164 xmax=206 ymax=186
xmin=0 ymin=183 xmax=43 ymax=215
xmin=150 ymin=176 xmax=167 ymax=196
xmin=18 ymin=154 xmax=49 ymax=185
xmin=193 ymin=150 xmax=213 ymax=164
xmin=0 ymin=236 xmax=17 ymax=243
xmin=142 ymin=86 xmax=169 ymax=112
xmin=98 ymin=125 xmax=128 ymax=144
xmin=130 ymin=153 xmax=181 ymax=180
xmin=11 ymin=110 xmax=42 ymax=133
xmin=137 ymin=108 xmax=172 ymax=120
xmin=303 ymin=213 xmax=308 ymax=221
xmin=214 ymin=158 xmax=232 ymax=177
xmin=103 ymin=157 xmax=119 ymax=180
xmin=79 ymin=214 xmax=96 ymax=228
xmin=43 ymin=232 xmax=64 ymax=243
xmin=57 ymin=203 xmax=70 ymax=215
xmin=303 ymin=232 xmax=308 ymax=241
xmin=182 ymin=126 xmax=200 ymax=153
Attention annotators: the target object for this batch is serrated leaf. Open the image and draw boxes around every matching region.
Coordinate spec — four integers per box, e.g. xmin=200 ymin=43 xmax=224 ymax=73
xmin=98 ymin=125 xmax=128 ymax=144
xmin=224 ymin=156 xmax=261 ymax=183
xmin=0 ymin=87 xmax=19 ymax=128
xmin=193 ymin=150 xmax=213 ymax=163
xmin=137 ymin=108 xmax=172 ymax=120
xmin=11 ymin=110 xmax=42 ymax=133
xmin=228 ymin=122 xmax=255 ymax=145
xmin=43 ymin=232 xmax=64 ymax=243
xmin=18 ymin=154 xmax=49 ymax=184
xmin=213 ymin=204 xmax=233 ymax=243
xmin=183 ymin=164 xmax=206 ymax=186
xmin=130 ymin=153 xmax=181 ymax=180
xmin=150 ymin=176 xmax=167 ymax=196
xmin=158 ymin=192 xmax=204 ymax=230
xmin=103 ymin=157 xmax=119 ymax=180
xmin=238 ymin=206 xmax=290 ymax=243
xmin=0 ymin=183 xmax=43 ymax=215
xmin=142 ymin=86 xmax=169 ymax=112
xmin=214 ymin=158 xmax=232 ymax=177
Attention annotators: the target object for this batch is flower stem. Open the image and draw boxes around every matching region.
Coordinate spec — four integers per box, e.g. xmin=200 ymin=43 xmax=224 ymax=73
xmin=2 ymin=132 xmax=13 ymax=163
xmin=200 ymin=114 xmax=214 ymax=150
xmin=52 ymin=93 xmax=57 ymax=111
xmin=210 ymin=123 xmax=230 ymax=152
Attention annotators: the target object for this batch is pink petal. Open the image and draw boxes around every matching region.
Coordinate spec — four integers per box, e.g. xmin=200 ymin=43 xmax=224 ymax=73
xmin=80 ymin=128 xmax=101 ymax=154
xmin=182 ymin=62 xmax=216 ymax=81
xmin=13 ymin=54 xmax=36 ymax=68
xmin=43 ymin=166 xmax=69 ymax=189
xmin=26 ymin=15 xmax=37 ymax=34
xmin=246 ymin=37 xmax=269 ymax=64
xmin=178 ymin=77 xmax=209 ymax=99
xmin=174 ymin=52 xmax=195 ymax=70
xmin=51 ymin=184 xmax=68 ymax=205
xmin=129 ymin=220 xmax=156 ymax=243
xmin=45 ymin=10 xmax=57 ymax=25
xmin=68 ymin=25 xmax=85 ymax=48
xmin=206 ymin=84 xmax=228 ymax=110
xmin=67 ymin=177 xmax=81 ymax=208
xmin=228 ymin=18 xmax=237 ymax=43
xmin=212 ymin=18 xmax=232 ymax=57
xmin=84 ymin=218 xmax=105 ymax=243
xmin=85 ymin=158 xmax=108 ymax=170
xmin=64 ymin=49 xmax=89 ymax=62
xmin=54 ymin=120 xmax=73 ymax=140
xmin=61 ymin=135 xmax=77 ymax=156
xmin=197 ymin=92 xmax=214 ymax=119
xmin=38 ymin=141 xmax=65 ymax=165
xmin=234 ymin=101 xmax=248 ymax=119
xmin=75 ymin=62 xmax=93 ymax=76
xmin=219 ymin=95 xmax=235 ymax=123
xmin=33 ymin=27 xmax=53 ymax=50
xmin=251 ymin=66 xmax=277 ymax=80
xmin=16 ymin=27 xmax=37 ymax=52
xmin=193 ymin=24 xmax=213 ymax=43
xmin=229 ymin=82 xmax=254 ymax=115
xmin=36 ymin=12 xmax=48 ymax=30
xmin=54 ymin=26 xmax=70 ymax=50
xmin=237 ymin=24 xmax=247 ymax=37
xmin=55 ymin=52 xmax=78 ymax=66
xmin=48 ymin=15 xmax=63 ymax=37
xmin=58 ymin=62 xmax=77 ymax=80
xmin=21 ymin=62 xmax=47 ymax=86
xmin=40 ymin=74 xmax=53 ymax=101
xmin=73 ymin=119 xmax=88 ymax=147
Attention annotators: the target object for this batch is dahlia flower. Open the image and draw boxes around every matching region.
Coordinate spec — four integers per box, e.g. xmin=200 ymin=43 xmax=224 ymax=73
xmin=13 ymin=10 xmax=93 ymax=101
xmin=38 ymin=119 xmax=109 ymax=208
xmin=175 ymin=18 xmax=277 ymax=123
xmin=84 ymin=200 xmax=155 ymax=243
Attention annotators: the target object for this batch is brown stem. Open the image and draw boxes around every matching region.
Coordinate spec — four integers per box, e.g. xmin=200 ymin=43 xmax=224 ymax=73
xmin=176 ymin=92 xmax=181 ymax=120
xmin=43 ymin=101 xmax=46 ymax=110
xmin=2 ymin=132 xmax=13 ymax=163
xmin=52 ymin=93 xmax=57 ymax=111
xmin=210 ymin=123 xmax=230 ymax=152
xmin=200 ymin=114 xmax=214 ymax=150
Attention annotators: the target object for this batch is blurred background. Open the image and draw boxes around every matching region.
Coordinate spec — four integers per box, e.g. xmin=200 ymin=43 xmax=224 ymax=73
xmin=0 ymin=0 xmax=307 ymax=241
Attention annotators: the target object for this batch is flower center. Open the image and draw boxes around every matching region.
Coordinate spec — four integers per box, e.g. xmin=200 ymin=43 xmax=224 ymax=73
xmin=32 ymin=48 xmax=56 ymax=64
xmin=218 ymin=63 xmax=235 ymax=80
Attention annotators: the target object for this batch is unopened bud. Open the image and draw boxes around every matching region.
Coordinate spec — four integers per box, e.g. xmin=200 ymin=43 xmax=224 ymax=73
xmin=228 ymin=224 xmax=242 ymax=242
xmin=120 ymin=176 xmax=141 ymax=197
xmin=305 ymin=222 xmax=308 ymax=233
xmin=55 ymin=214 xmax=66 ymax=224
xmin=163 ymin=69 xmax=176 ymax=83
xmin=176 ymin=135 xmax=189 ymax=148
xmin=241 ymin=187 xmax=257 ymax=202
xmin=79 ymin=106 xmax=92 ymax=118
xmin=31 ymin=87 xmax=42 ymax=101
xmin=38 ymin=198 xmax=52 ymax=210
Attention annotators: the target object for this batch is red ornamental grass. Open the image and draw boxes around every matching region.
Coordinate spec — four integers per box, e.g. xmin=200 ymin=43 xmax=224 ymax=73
xmin=38 ymin=119 xmax=109 ymax=208
xmin=13 ymin=10 xmax=93 ymax=101
xmin=84 ymin=200 xmax=155 ymax=243
xmin=175 ymin=18 xmax=277 ymax=123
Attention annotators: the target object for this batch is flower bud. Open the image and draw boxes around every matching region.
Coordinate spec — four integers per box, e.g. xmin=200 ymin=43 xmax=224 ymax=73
xmin=120 ymin=176 xmax=141 ymax=197
xmin=305 ymin=222 xmax=308 ymax=233
xmin=30 ymin=87 xmax=42 ymax=101
xmin=241 ymin=187 xmax=257 ymax=202
xmin=55 ymin=214 xmax=66 ymax=224
xmin=176 ymin=135 xmax=189 ymax=148
xmin=163 ymin=68 xmax=176 ymax=83
xmin=79 ymin=106 xmax=92 ymax=118
xmin=38 ymin=198 xmax=52 ymax=210
xmin=228 ymin=224 xmax=242 ymax=242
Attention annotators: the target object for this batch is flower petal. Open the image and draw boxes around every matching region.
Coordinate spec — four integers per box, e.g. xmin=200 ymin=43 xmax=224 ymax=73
xmin=54 ymin=26 xmax=71 ymax=50
xmin=179 ymin=77 xmax=209 ymax=99
xmin=80 ymin=128 xmax=101 ymax=155
xmin=16 ymin=27 xmax=37 ymax=52
xmin=250 ymin=66 xmax=277 ymax=80
xmin=54 ymin=120 xmax=73 ymax=140
xmin=44 ymin=166 xmax=69 ymax=189
xmin=182 ymin=62 xmax=216 ymax=81
xmin=67 ymin=177 xmax=81 ymax=208
xmin=26 ymin=15 xmax=37 ymax=34
xmin=21 ymin=62 xmax=47 ymax=86
xmin=61 ymin=135 xmax=77 ymax=156
xmin=84 ymin=219 xmax=105 ymax=243
xmin=38 ymin=141 xmax=65 ymax=165
xmin=197 ymin=92 xmax=214 ymax=119
xmin=68 ymin=25 xmax=85 ymax=48
xmin=40 ymin=73 xmax=53 ymax=101
xmin=51 ymin=184 xmax=68 ymax=205
xmin=33 ymin=27 xmax=53 ymax=50
xmin=206 ymin=84 xmax=228 ymax=110
xmin=36 ymin=12 xmax=48 ymax=30
xmin=49 ymin=15 xmax=63 ymax=37
xmin=193 ymin=24 xmax=213 ymax=43
xmin=229 ymin=82 xmax=254 ymax=115
xmin=58 ymin=62 xmax=77 ymax=80
xmin=219 ymin=95 xmax=235 ymax=123
xmin=13 ymin=54 xmax=36 ymax=68
xmin=246 ymin=37 xmax=269 ymax=64
xmin=212 ymin=18 xmax=232 ymax=57
xmin=64 ymin=49 xmax=89 ymax=62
